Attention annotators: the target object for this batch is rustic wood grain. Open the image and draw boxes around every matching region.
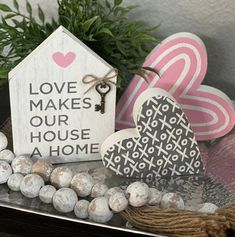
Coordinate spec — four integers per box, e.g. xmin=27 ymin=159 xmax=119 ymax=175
xmin=8 ymin=26 xmax=116 ymax=163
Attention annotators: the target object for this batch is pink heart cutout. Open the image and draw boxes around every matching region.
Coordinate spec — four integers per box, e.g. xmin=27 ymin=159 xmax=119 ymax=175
xmin=116 ymin=33 xmax=235 ymax=141
xmin=52 ymin=52 xmax=76 ymax=68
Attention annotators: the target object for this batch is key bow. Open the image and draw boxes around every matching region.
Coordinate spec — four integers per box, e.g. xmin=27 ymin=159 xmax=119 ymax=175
xmin=95 ymin=82 xmax=111 ymax=96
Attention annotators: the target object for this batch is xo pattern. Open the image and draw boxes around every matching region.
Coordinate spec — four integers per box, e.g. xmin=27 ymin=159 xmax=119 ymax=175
xmin=103 ymin=95 xmax=204 ymax=178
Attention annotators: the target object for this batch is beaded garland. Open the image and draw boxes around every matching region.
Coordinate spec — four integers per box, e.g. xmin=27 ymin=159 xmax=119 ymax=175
xmin=0 ymin=131 xmax=218 ymax=224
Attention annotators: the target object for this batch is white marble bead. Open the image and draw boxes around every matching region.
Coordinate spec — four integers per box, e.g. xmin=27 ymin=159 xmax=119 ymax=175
xmin=148 ymin=188 xmax=162 ymax=206
xmin=88 ymin=197 xmax=113 ymax=223
xmin=50 ymin=167 xmax=73 ymax=188
xmin=109 ymin=192 xmax=128 ymax=213
xmin=91 ymin=182 xmax=108 ymax=198
xmin=126 ymin=182 xmax=150 ymax=207
xmin=53 ymin=188 xmax=78 ymax=213
xmin=7 ymin=173 xmax=24 ymax=191
xmin=11 ymin=155 xmax=33 ymax=175
xmin=70 ymin=172 xmax=94 ymax=197
xmin=39 ymin=185 xmax=56 ymax=204
xmin=20 ymin=174 xmax=44 ymax=198
xmin=0 ymin=160 xmax=12 ymax=184
xmin=31 ymin=160 xmax=53 ymax=182
xmin=104 ymin=187 xmax=123 ymax=201
xmin=198 ymin=203 xmax=218 ymax=213
xmin=0 ymin=132 xmax=7 ymax=151
xmin=0 ymin=149 xmax=15 ymax=164
xmin=74 ymin=199 xmax=90 ymax=219
xmin=160 ymin=193 xmax=185 ymax=209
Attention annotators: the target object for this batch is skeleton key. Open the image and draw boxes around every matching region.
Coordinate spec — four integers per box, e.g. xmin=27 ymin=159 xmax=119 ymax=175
xmin=95 ymin=83 xmax=111 ymax=114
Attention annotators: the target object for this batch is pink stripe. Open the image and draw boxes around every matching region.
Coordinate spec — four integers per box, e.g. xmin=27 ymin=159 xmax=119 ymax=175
xmin=116 ymin=33 xmax=235 ymax=141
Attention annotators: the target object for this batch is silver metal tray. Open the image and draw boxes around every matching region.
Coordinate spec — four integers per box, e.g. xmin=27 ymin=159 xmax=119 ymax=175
xmin=0 ymin=160 xmax=234 ymax=237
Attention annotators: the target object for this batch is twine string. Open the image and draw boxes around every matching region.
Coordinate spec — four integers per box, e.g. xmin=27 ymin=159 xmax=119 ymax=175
xmin=121 ymin=203 xmax=235 ymax=237
xmin=82 ymin=68 xmax=118 ymax=94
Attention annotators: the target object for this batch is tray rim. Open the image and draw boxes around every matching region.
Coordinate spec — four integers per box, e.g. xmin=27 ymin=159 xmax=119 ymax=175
xmin=0 ymin=200 xmax=165 ymax=237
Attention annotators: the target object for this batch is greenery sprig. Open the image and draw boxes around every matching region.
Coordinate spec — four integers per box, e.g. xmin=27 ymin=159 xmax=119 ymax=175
xmin=0 ymin=0 xmax=158 ymax=98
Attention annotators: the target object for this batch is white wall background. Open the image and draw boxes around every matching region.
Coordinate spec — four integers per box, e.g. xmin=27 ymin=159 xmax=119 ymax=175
xmin=1 ymin=0 xmax=235 ymax=99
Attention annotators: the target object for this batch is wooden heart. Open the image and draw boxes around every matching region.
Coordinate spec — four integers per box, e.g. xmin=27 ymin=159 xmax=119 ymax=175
xmin=116 ymin=33 xmax=235 ymax=141
xmin=101 ymin=88 xmax=204 ymax=179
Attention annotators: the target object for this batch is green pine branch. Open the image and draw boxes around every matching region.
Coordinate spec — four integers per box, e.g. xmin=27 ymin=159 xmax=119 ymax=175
xmin=0 ymin=0 xmax=159 ymax=99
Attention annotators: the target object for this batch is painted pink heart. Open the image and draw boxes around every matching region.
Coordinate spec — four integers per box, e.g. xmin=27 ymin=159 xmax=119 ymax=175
xmin=52 ymin=52 xmax=76 ymax=68
xmin=116 ymin=33 xmax=235 ymax=141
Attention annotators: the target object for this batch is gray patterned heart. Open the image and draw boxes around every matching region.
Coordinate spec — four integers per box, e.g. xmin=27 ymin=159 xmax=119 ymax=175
xmin=101 ymin=88 xmax=204 ymax=179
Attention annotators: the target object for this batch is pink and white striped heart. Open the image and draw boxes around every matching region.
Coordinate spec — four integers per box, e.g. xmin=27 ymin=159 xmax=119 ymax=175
xmin=116 ymin=33 xmax=235 ymax=141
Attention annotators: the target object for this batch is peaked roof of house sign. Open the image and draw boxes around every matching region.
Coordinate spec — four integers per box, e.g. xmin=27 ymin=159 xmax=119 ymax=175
xmin=9 ymin=26 xmax=112 ymax=79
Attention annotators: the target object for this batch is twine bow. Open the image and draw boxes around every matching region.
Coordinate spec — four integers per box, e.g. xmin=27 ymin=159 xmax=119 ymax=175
xmin=82 ymin=68 xmax=118 ymax=94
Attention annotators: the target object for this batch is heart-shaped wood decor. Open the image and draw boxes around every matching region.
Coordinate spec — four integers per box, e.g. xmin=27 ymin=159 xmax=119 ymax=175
xmin=116 ymin=33 xmax=235 ymax=141
xmin=101 ymin=88 xmax=204 ymax=178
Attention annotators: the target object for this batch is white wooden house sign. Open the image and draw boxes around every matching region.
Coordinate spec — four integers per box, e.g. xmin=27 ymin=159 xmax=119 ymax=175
xmin=9 ymin=26 xmax=117 ymax=163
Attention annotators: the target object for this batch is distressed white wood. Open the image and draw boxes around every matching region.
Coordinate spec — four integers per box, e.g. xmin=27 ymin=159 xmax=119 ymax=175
xmin=101 ymin=88 xmax=204 ymax=178
xmin=9 ymin=26 xmax=117 ymax=163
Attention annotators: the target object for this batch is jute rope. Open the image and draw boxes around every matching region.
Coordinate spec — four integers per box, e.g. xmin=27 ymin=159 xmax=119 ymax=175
xmin=121 ymin=203 xmax=235 ymax=237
